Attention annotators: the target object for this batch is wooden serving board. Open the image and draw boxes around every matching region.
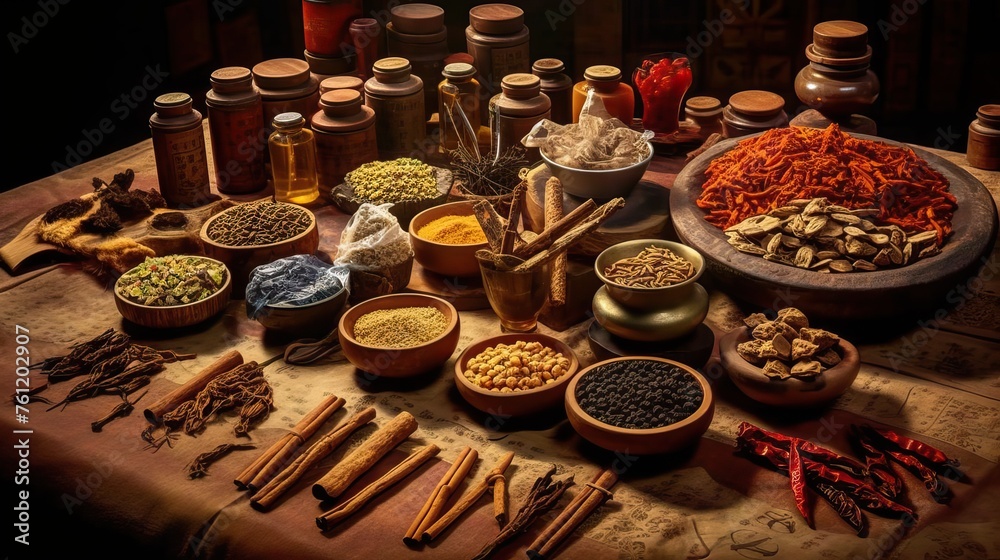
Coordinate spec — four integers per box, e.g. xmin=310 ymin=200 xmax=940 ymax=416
xmin=522 ymin=163 xmax=671 ymax=257
xmin=670 ymin=133 xmax=999 ymax=321
xmin=405 ymin=263 xmax=489 ymax=311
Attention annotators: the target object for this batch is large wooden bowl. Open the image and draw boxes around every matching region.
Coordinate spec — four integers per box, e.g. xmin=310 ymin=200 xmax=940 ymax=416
xmin=409 ymin=200 xmax=489 ymax=278
xmin=454 ymin=333 xmax=580 ymax=418
xmin=338 ymin=293 xmax=460 ymax=378
xmin=670 ymin=133 xmax=998 ymax=321
xmin=719 ymin=326 xmax=861 ymax=408
xmin=565 ymin=357 xmax=714 ymax=455
xmin=113 ymin=256 xmax=232 ymax=328
xmin=199 ymin=203 xmax=319 ymax=298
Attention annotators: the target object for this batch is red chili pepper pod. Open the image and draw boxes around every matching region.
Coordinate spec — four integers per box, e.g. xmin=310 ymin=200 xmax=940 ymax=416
xmin=862 ymin=424 xmax=967 ymax=481
xmin=789 ymin=438 xmax=813 ymax=528
xmin=813 ymin=482 xmax=867 ymax=537
xmin=885 ymin=448 xmax=953 ymax=504
xmin=849 ymin=425 xmax=904 ymax=499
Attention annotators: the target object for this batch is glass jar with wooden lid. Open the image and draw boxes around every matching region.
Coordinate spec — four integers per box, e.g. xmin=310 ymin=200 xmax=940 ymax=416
xmin=572 ymin=65 xmax=635 ymax=125
xmin=489 ymin=73 xmax=551 ymax=163
xmin=364 ymin=57 xmax=427 ymax=160
xmin=722 ymin=90 xmax=788 ymax=138
xmin=311 ymin=89 xmax=378 ymax=189
xmin=438 ymin=62 xmax=482 ymax=153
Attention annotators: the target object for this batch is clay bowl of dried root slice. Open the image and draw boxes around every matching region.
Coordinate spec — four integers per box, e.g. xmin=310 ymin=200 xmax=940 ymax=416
xmin=331 ymin=159 xmax=453 ymax=231
xmin=719 ymin=309 xmax=860 ymax=408
xmin=199 ymin=200 xmax=319 ymax=297
xmin=114 ymin=255 xmax=232 ymax=329
xmin=338 ymin=293 xmax=460 ymax=378
xmin=454 ymin=333 xmax=580 ymax=418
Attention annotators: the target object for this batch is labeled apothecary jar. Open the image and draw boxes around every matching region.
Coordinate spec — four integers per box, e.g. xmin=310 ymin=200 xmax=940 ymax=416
xmin=533 ymin=58 xmax=573 ymax=125
xmin=438 ymin=62 xmax=482 ymax=153
xmin=722 ymin=90 xmax=788 ymax=138
xmin=572 ymin=65 xmax=634 ymax=125
xmin=466 ymin=4 xmax=530 ymax=90
xmin=205 ymin=66 xmax=267 ymax=194
xmin=252 ymin=58 xmax=321 ymax=138
xmin=364 ymin=57 xmax=427 ymax=160
xmin=386 ymin=3 xmax=448 ymax=121
xmin=489 ymin=73 xmax=551 ymax=164
xmin=149 ymin=93 xmax=212 ymax=208
xmin=311 ymin=89 xmax=378 ymax=189
xmin=302 ymin=0 xmax=362 ymax=58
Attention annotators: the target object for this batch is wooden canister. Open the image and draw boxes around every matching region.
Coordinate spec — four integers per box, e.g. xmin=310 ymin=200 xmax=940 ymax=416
xmin=149 ymin=93 xmax=212 ymax=208
xmin=252 ymin=58 xmax=321 ymax=133
xmin=312 ymin=90 xmax=378 ymax=190
xmin=489 ymin=73 xmax=551 ymax=164
xmin=722 ymin=90 xmax=788 ymax=138
xmin=364 ymin=57 xmax=427 ymax=160
xmin=967 ymin=105 xmax=1000 ymax=171
xmin=466 ymin=4 xmax=530 ymax=91
xmin=205 ymin=67 xmax=267 ymax=194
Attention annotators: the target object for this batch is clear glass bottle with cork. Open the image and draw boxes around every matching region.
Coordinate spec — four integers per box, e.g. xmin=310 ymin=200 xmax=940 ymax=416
xmin=268 ymin=112 xmax=320 ymax=205
xmin=489 ymin=73 xmax=551 ymax=164
xmin=311 ymin=89 xmax=378 ymax=189
xmin=205 ymin=66 xmax=267 ymax=195
xmin=149 ymin=92 xmax=213 ymax=208
xmin=572 ymin=65 xmax=635 ymax=125
xmin=438 ymin=62 xmax=482 ymax=153
xmin=364 ymin=57 xmax=427 ymax=160
xmin=532 ymin=58 xmax=573 ymax=125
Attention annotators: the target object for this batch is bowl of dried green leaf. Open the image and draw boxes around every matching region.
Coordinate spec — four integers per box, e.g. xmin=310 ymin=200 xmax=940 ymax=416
xmin=114 ymin=254 xmax=232 ymax=328
xmin=330 ymin=158 xmax=453 ymax=230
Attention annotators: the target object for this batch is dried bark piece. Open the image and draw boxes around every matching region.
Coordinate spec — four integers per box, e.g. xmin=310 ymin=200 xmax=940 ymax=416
xmin=743 ymin=312 xmax=770 ymax=329
xmin=791 ymin=338 xmax=820 ymax=361
xmin=815 ymin=348 xmax=843 ymax=367
xmin=791 ymin=359 xmax=824 ymax=378
xmin=737 ymin=339 xmax=766 ymax=365
xmin=752 ymin=320 xmax=797 ymax=341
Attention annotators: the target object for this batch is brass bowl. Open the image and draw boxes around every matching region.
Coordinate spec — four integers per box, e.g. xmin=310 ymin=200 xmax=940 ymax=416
xmin=408 ymin=200 xmax=489 ymax=278
xmin=594 ymin=239 xmax=705 ymax=309
xmin=114 ymin=256 xmax=232 ymax=329
xmin=591 ymin=283 xmax=708 ymax=342
xmin=565 ymin=357 xmax=714 ymax=455
xmin=719 ymin=327 xmax=861 ymax=407
xmin=454 ymin=333 xmax=580 ymax=417
xmin=338 ymin=293 xmax=460 ymax=378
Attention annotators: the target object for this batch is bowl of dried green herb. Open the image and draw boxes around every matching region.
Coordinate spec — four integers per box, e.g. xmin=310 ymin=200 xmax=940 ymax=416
xmin=331 ymin=158 xmax=453 ymax=230
xmin=338 ymin=293 xmax=460 ymax=378
xmin=199 ymin=199 xmax=319 ymax=297
xmin=114 ymin=255 xmax=232 ymax=328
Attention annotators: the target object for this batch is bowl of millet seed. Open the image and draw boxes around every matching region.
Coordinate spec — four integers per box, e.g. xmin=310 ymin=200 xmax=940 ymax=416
xmin=565 ymin=356 xmax=714 ymax=455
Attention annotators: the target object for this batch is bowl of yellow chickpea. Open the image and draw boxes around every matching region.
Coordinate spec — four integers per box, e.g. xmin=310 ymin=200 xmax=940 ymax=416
xmin=454 ymin=333 xmax=580 ymax=417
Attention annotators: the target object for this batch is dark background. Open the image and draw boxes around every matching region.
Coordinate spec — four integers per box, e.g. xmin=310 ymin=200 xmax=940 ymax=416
xmin=2 ymin=0 xmax=997 ymax=193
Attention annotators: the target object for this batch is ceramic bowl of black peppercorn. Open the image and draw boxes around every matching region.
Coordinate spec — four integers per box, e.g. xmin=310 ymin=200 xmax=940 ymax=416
xmin=565 ymin=356 xmax=714 ymax=455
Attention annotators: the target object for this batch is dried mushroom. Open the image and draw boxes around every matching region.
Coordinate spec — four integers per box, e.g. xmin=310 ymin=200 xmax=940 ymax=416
xmin=736 ymin=307 xmax=846 ymax=381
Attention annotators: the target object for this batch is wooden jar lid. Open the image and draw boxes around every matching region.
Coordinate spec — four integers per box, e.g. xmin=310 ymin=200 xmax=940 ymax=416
xmin=469 ymin=3 xmax=524 ymax=35
xmin=320 ymin=76 xmax=364 ymax=94
xmin=252 ymin=58 xmax=312 ymax=89
xmin=303 ymin=49 xmax=356 ymax=76
xmin=313 ymin=90 xmax=374 ymax=133
xmin=806 ymin=20 xmax=872 ymax=66
xmin=728 ymin=90 xmax=785 ymax=117
xmin=584 ymin=65 xmax=622 ymax=82
xmin=532 ymin=58 xmax=566 ymax=75
xmin=390 ymin=3 xmax=444 ymax=34
xmin=685 ymin=96 xmax=722 ymax=115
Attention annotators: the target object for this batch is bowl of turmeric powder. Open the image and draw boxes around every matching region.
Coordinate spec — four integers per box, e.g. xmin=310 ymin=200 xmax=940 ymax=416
xmin=408 ymin=201 xmax=489 ymax=277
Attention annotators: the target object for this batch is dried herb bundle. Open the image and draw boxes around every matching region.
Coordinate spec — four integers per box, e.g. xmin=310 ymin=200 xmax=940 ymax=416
xmin=450 ymin=142 xmax=527 ymax=198
xmin=187 ymin=443 xmax=256 ymax=479
xmin=472 ymin=466 xmax=574 ymax=560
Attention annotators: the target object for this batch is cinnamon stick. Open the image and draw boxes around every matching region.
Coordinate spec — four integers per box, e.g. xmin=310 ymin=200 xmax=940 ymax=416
xmin=494 ymin=475 xmax=508 ymax=528
xmin=511 ymin=199 xmax=597 ymax=259
xmin=512 ymin=198 xmax=625 ymax=273
xmin=235 ymin=394 xmax=346 ymax=491
xmin=543 ymin=176 xmax=566 ymax=305
xmin=474 ymin=200 xmax=509 ymax=253
xmin=526 ymin=468 xmax=618 ymax=559
xmin=316 ymin=444 xmax=441 ymax=532
xmin=250 ymin=407 xmax=376 ymax=511
xmin=312 ymin=411 xmax=418 ymax=502
xmin=404 ymin=446 xmax=478 ymax=545
xmin=143 ymin=349 xmax=243 ymax=425
xmin=500 ymin=183 xmax=527 ymax=254
xmin=422 ymin=451 xmax=515 ymax=542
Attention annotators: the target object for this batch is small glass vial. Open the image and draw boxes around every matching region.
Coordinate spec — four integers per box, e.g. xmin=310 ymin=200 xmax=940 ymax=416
xmin=466 ymin=4 xmax=530 ymax=91
xmin=205 ymin=66 xmax=267 ymax=194
xmin=532 ymin=58 xmax=573 ymax=125
xmin=438 ymin=62 xmax=482 ymax=153
xmin=268 ymin=112 xmax=320 ymax=205
xmin=364 ymin=57 xmax=427 ymax=160
xmin=149 ymin=92 xmax=212 ymax=208
xmin=572 ymin=65 xmax=635 ymax=125
xmin=489 ymin=73 xmax=551 ymax=163
xmin=311 ymin=90 xmax=378 ymax=189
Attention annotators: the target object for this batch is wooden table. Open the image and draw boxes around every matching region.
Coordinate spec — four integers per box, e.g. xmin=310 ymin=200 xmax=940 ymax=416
xmin=1 ymin=133 xmax=998 ymax=560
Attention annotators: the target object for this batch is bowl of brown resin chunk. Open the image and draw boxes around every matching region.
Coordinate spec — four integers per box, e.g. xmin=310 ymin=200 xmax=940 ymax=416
xmin=338 ymin=293 xmax=460 ymax=378
xmin=408 ymin=200 xmax=489 ymax=277
xmin=199 ymin=200 xmax=319 ymax=297
xmin=719 ymin=307 xmax=861 ymax=407
xmin=454 ymin=333 xmax=580 ymax=417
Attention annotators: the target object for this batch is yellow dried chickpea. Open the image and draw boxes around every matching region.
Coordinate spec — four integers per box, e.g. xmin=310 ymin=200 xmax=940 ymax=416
xmin=464 ymin=341 xmax=570 ymax=392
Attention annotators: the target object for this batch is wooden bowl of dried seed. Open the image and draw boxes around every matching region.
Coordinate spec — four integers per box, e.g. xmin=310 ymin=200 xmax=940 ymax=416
xmin=719 ymin=308 xmax=861 ymax=408
xmin=338 ymin=293 xmax=460 ymax=378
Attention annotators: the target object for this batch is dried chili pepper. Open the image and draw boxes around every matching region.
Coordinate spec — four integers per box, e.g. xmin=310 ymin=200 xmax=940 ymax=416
xmin=737 ymin=422 xmax=868 ymax=478
xmin=885 ymin=449 xmax=952 ymax=504
xmin=861 ymin=425 xmax=966 ymax=481
xmin=849 ymin=425 xmax=903 ymax=499
xmin=812 ymin=482 xmax=867 ymax=537
xmin=788 ymin=438 xmax=813 ymax=528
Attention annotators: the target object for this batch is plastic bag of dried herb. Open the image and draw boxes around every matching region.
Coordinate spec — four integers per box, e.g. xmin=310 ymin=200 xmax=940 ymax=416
xmin=333 ymin=203 xmax=413 ymax=272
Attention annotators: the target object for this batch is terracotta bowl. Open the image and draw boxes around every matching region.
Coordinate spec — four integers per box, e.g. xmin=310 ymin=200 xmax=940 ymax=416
xmin=409 ymin=200 xmax=489 ymax=278
xmin=199 ymin=202 xmax=319 ymax=298
xmin=719 ymin=327 xmax=861 ymax=407
xmin=254 ymin=285 xmax=349 ymax=338
xmin=594 ymin=239 xmax=706 ymax=309
xmin=565 ymin=357 xmax=714 ymax=455
xmin=454 ymin=333 xmax=580 ymax=418
xmin=114 ymin=256 xmax=232 ymax=329
xmin=541 ymin=140 xmax=653 ymax=200
xmin=338 ymin=293 xmax=460 ymax=378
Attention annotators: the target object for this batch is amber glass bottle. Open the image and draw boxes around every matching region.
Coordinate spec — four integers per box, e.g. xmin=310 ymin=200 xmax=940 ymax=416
xmin=268 ymin=112 xmax=320 ymax=205
xmin=572 ymin=65 xmax=634 ymax=124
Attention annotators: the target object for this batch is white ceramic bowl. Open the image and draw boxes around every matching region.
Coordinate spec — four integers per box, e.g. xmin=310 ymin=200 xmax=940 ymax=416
xmin=541 ymin=141 xmax=653 ymax=199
